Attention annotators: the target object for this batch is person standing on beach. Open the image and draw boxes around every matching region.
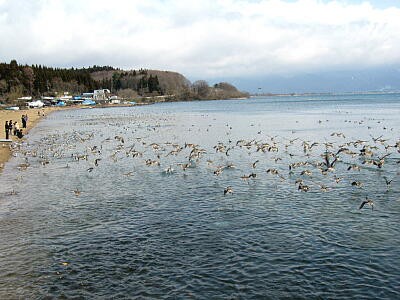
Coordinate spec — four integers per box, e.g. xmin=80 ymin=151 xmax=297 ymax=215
xmin=5 ymin=121 xmax=9 ymax=140
xmin=8 ymin=120 xmax=13 ymax=136
xmin=21 ymin=115 xmax=26 ymax=128
xmin=14 ymin=121 xmax=20 ymax=136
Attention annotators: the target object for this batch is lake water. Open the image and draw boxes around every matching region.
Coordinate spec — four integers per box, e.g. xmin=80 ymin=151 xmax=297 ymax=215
xmin=1 ymin=94 xmax=399 ymax=299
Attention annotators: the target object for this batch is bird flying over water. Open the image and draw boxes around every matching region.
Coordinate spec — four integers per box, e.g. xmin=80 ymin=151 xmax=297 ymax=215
xmin=252 ymin=160 xmax=259 ymax=169
xmin=383 ymin=176 xmax=393 ymax=189
xmin=359 ymin=197 xmax=374 ymax=210
xmin=351 ymin=181 xmax=363 ymax=187
xmin=224 ymin=186 xmax=233 ymax=195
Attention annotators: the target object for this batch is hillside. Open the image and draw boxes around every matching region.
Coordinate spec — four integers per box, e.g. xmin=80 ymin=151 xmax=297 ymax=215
xmin=90 ymin=69 xmax=191 ymax=96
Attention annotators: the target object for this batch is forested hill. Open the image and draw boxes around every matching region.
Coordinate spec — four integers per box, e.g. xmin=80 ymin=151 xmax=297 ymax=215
xmin=90 ymin=69 xmax=191 ymax=98
xmin=0 ymin=60 xmax=249 ymax=103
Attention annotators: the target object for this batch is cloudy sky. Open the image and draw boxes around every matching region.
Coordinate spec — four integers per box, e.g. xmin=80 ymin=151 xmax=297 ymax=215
xmin=1 ymin=0 xmax=400 ymax=92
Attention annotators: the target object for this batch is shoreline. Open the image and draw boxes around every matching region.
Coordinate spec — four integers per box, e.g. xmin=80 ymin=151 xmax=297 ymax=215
xmin=0 ymin=103 xmax=146 ymax=172
xmin=0 ymin=107 xmax=70 ymax=172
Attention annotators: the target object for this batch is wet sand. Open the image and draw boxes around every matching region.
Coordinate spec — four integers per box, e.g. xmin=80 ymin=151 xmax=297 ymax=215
xmin=0 ymin=107 xmax=64 ymax=171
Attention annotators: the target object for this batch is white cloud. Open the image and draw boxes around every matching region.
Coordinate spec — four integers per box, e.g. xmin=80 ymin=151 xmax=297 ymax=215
xmin=0 ymin=0 xmax=400 ymax=79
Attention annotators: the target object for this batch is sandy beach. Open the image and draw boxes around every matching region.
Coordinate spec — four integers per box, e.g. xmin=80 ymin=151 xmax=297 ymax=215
xmin=0 ymin=107 xmax=63 ymax=171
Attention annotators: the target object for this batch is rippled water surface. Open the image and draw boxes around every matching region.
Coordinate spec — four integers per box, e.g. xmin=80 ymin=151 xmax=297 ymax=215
xmin=1 ymin=94 xmax=400 ymax=299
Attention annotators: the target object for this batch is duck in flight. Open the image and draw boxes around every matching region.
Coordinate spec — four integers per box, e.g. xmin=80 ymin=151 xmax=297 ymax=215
xmin=383 ymin=176 xmax=393 ymax=189
xmin=359 ymin=197 xmax=374 ymax=210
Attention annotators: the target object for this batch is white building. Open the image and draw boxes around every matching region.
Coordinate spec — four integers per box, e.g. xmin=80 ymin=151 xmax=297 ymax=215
xmin=93 ymin=89 xmax=111 ymax=100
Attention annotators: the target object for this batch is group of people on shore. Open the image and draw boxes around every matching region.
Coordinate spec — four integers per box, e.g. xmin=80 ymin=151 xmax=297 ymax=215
xmin=4 ymin=114 xmax=28 ymax=140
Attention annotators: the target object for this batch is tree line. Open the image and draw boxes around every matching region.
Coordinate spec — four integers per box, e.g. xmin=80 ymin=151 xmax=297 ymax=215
xmin=0 ymin=60 xmax=166 ymax=102
xmin=0 ymin=60 xmax=248 ymax=103
xmin=112 ymin=70 xmax=162 ymax=95
xmin=0 ymin=60 xmax=114 ymax=102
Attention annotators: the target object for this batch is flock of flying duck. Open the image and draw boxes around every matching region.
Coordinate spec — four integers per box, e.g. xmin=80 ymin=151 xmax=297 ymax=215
xmin=4 ymin=112 xmax=400 ymax=212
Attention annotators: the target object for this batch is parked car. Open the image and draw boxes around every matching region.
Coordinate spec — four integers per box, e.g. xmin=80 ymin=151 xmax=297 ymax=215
xmin=42 ymin=100 xmax=52 ymax=107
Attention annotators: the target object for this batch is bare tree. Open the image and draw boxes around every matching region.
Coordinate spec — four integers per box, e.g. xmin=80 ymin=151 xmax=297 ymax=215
xmin=192 ymin=80 xmax=210 ymax=98
xmin=117 ymin=88 xmax=138 ymax=100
